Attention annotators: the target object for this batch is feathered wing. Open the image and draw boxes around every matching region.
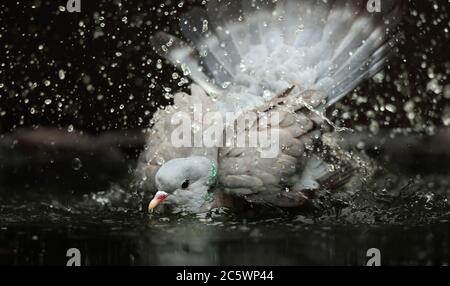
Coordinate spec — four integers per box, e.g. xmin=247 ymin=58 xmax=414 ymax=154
xmin=218 ymin=88 xmax=323 ymax=207
xmin=152 ymin=0 xmax=404 ymax=110
xmin=136 ymin=85 xmax=219 ymax=192
xmin=218 ymin=86 xmax=355 ymax=207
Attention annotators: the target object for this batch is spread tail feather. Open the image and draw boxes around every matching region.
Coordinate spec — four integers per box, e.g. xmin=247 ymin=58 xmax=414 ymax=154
xmin=151 ymin=0 xmax=405 ymax=108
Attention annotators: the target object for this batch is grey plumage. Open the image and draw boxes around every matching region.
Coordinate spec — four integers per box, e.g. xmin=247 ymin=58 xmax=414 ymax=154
xmin=137 ymin=0 xmax=404 ymax=213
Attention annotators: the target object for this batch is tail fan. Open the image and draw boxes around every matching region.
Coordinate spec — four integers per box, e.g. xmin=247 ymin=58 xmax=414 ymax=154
xmin=151 ymin=0 xmax=404 ymax=108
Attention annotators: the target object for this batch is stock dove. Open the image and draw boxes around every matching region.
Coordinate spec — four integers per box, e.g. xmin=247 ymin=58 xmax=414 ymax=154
xmin=136 ymin=0 xmax=404 ymax=213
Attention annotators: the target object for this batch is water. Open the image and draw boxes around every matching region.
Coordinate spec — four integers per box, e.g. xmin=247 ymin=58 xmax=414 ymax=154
xmin=0 ymin=129 xmax=449 ymax=266
xmin=0 ymin=166 xmax=449 ymax=266
xmin=1 ymin=210 xmax=449 ymax=266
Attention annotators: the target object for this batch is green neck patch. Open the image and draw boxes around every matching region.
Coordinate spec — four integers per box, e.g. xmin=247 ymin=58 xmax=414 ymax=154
xmin=208 ymin=164 xmax=218 ymax=187
xmin=204 ymin=164 xmax=218 ymax=203
xmin=203 ymin=192 xmax=215 ymax=203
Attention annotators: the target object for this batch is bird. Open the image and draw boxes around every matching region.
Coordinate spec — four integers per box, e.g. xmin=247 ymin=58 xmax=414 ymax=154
xmin=136 ymin=0 xmax=404 ymax=214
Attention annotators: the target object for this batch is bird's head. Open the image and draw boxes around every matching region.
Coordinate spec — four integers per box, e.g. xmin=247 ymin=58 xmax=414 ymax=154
xmin=148 ymin=156 xmax=218 ymax=213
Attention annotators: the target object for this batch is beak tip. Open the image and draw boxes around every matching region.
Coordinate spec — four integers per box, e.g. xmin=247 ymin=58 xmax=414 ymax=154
xmin=147 ymin=191 xmax=169 ymax=213
xmin=148 ymin=200 xmax=158 ymax=212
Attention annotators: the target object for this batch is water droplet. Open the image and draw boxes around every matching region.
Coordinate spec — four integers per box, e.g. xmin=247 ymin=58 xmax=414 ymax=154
xmin=72 ymin=158 xmax=82 ymax=171
xmin=296 ymin=24 xmax=305 ymax=33
xmin=385 ymin=104 xmax=397 ymax=113
xmin=156 ymin=60 xmax=163 ymax=69
xmin=58 ymin=69 xmax=66 ymax=80
xmin=202 ymin=20 xmax=209 ymax=33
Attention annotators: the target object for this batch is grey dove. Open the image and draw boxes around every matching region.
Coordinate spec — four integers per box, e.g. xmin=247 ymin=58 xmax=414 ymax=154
xmin=136 ymin=0 xmax=404 ymax=213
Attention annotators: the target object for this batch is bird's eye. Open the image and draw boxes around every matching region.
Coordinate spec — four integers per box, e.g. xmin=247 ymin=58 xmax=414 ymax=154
xmin=181 ymin=179 xmax=190 ymax=189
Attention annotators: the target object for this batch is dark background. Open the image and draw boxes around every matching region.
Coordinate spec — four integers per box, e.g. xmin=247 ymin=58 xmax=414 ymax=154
xmin=0 ymin=0 xmax=449 ymax=136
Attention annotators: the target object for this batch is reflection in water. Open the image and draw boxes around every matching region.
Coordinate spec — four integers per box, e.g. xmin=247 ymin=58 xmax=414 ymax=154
xmin=0 ymin=211 xmax=449 ymax=265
